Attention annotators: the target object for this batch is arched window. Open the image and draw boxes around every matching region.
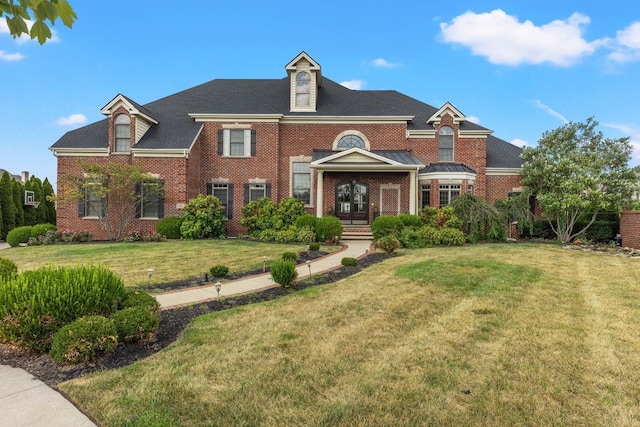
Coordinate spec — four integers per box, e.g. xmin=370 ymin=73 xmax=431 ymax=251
xmin=337 ymin=134 xmax=365 ymax=149
xmin=438 ymin=126 xmax=454 ymax=162
xmin=114 ymin=114 xmax=131 ymax=153
xmin=296 ymin=71 xmax=310 ymax=106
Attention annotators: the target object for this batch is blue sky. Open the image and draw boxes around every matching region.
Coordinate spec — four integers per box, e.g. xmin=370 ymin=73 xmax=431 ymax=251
xmin=1 ymin=1 xmax=639 ymax=189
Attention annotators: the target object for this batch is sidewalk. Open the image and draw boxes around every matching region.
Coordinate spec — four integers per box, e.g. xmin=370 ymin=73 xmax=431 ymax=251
xmin=155 ymin=240 xmax=373 ymax=309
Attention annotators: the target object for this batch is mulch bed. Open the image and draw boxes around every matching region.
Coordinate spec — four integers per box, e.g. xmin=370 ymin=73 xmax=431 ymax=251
xmin=0 ymin=252 xmax=391 ymax=386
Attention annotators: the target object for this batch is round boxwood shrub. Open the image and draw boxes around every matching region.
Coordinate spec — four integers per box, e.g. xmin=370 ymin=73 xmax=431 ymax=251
xmin=377 ymin=235 xmax=401 ymax=254
xmin=119 ymin=288 xmax=160 ymax=312
xmin=308 ymin=242 xmax=320 ymax=251
xmin=180 ymin=194 xmax=227 ymax=239
xmin=111 ymin=307 xmax=159 ymax=343
xmin=49 ymin=315 xmax=118 ymax=364
xmin=0 ymin=257 xmax=18 ymax=281
xmin=270 ymin=259 xmax=298 ymax=289
xmin=295 ymin=214 xmax=317 ymax=231
xmin=6 ymin=226 xmax=32 ymax=247
xmin=371 ymin=215 xmax=404 ymax=240
xmin=209 ymin=264 xmax=229 ymax=278
xmin=315 ymin=216 xmax=343 ymax=243
xmin=282 ymin=252 xmax=298 ymax=263
xmin=341 ymin=257 xmax=358 ymax=267
xmin=30 ymin=223 xmax=57 ymax=238
xmin=156 ymin=216 xmax=183 ymax=239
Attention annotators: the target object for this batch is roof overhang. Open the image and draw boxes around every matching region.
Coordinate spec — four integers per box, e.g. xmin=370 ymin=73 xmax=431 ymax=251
xmin=50 ymin=147 xmax=109 ymax=157
xmin=282 ymin=115 xmax=414 ymax=124
xmin=419 ymin=170 xmax=477 ymax=182
xmin=311 ymin=148 xmax=424 ymax=172
xmin=486 ymin=168 xmax=522 ymax=176
xmin=189 ymin=114 xmax=283 ymax=123
xmin=427 ymin=102 xmax=465 ymax=125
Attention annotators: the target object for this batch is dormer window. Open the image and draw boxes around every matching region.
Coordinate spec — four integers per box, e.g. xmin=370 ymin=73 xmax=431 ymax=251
xmin=438 ymin=126 xmax=454 ymax=162
xmin=296 ymin=72 xmax=311 ymax=107
xmin=114 ymin=114 xmax=131 ymax=153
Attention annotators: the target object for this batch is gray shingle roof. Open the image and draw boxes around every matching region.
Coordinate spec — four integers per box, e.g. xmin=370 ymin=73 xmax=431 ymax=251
xmin=486 ymin=135 xmax=523 ymax=168
xmin=51 ymin=73 xmax=519 ymax=173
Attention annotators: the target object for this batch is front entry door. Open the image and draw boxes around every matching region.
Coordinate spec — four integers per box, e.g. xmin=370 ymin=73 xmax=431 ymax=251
xmin=336 ymin=182 xmax=368 ymax=223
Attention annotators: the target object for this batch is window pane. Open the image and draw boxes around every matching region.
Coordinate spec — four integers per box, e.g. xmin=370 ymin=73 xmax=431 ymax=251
xmin=421 ymin=185 xmax=430 ymax=209
xmin=212 ymin=184 xmax=229 ymax=217
xmin=86 ymin=186 xmax=102 ymax=217
xmin=141 ymin=183 xmax=159 ymax=218
xmin=250 ymin=184 xmax=265 ymax=202
xmin=337 ymin=135 xmax=365 ymax=149
xmin=296 ymin=93 xmax=310 ymax=106
xmin=230 ymin=142 xmax=244 ymax=156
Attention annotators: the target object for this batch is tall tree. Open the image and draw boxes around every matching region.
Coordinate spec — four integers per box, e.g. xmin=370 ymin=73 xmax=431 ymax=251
xmin=0 ymin=171 xmax=15 ymax=239
xmin=22 ymin=179 xmax=36 ymax=226
xmin=12 ymin=179 xmax=24 ymax=227
xmin=0 ymin=0 xmax=77 ymax=44
xmin=29 ymin=176 xmax=47 ymax=224
xmin=60 ymin=161 xmax=159 ymax=240
xmin=42 ymin=178 xmax=56 ymax=225
xmin=521 ymin=117 xmax=636 ymax=244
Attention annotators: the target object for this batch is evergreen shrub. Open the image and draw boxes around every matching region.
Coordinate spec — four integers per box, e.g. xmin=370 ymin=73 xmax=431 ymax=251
xmin=6 ymin=226 xmax=32 ymax=247
xmin=111 ymin=307 xmax=159 ymax=343
xmin=49 ymin=315 xmax=118 ymax=364
xmin=155 ymin=217 xmax=183 ymax=239
xmin=270 ymin=259 xmax=298 ymax=289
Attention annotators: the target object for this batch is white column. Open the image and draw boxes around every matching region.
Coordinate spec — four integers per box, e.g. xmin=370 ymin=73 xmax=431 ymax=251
xmin=316 ymin=171 xmax=324 ymax=217
xmin=409 ymin=170 xmax=417 ymax=214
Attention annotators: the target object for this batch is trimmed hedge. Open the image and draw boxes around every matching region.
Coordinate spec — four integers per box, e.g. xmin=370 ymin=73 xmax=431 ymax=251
xmin=119 ymin=288 xmax=160 ymax=312
xmin=30 ymin=223 xmax=57 ymax=238
xmin=6 ymin=226 xmax=32 ymax=247
xmin=0 ymin=265 xmax=125 ymax=351
xmin=371 ymin=215 xmax=404 ymax=240
xmin=111 ymin=307 xmax=159 ymax=343
xmin=0 ymin=257 xmax=18 ymax=281
xmin=341 ymin=257 xmax=358 ymax=267
xmin=156 ymin=216 xmax=183 ymax=239
xmin=315 ymin=216 xmax=343 ymax=243
xmin=209 ymin=264 xmax=229 ymax=278
xmin=49 ymin=315 xmax=118 ymax=364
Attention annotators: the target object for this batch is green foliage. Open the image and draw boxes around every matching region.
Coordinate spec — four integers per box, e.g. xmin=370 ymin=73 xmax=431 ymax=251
xmin=398 ymin=227 xmax=429 ymax=249
xmin=29 ymin=176 xmax=47 ymax=225
xmin=295 ymin=214 xmax=317 ymax=230
xmin=0 ymin=171 xmax=15 ymax=239
xmin=111 ymin=307 xmax=159 ymax=343
xmin=6 ymin=225 xmax=32 ymax=247
xmin=155 ymin=217 xmax=183 ymax=239
xmin=119 ymin=289 xmax=160 ymax=312
xmin=240 ymin=197 xmax=277 ymax=237
xmin=398 ymin=213 xmax=423 ymax=228
xmin=495 ymin=193 xmax=535 ymax=237
xmin=371 ymin=215 xmax=404 ymax=240
xmin=451 ymin=194 xmax=505 ymax=242
xmin=0 ymin=265 xmax=125 ymax=351
xmin=22 ymin=180 xmax=36 ymax=226
xmin=0 ymin=0 xmax=77 ymax=44
xmin=282 ymin=252 xmax=298 ymax=263
xmin=341 ymin=257 xmax=358 ymax=267
xmin=270 ymin=259 xmax=298 ymax=289
xmin=418 ymin=225 xmax=465 ymax=246
xmin=314 ymin=216 xmax=343 ymax=243
xmin=42 ymin=178 xmax=56 ymax=225
xmin=521 ymin=117 xmax=636 ymax=244
xmin=275 ymin=198 xmax=306 ymax=229
xmin=259 ymin=226 xmax=315 ymax=244
xmin=12 ymin=180 xmax=24 ymax=228
xmin=180 ymin=194 xmax=227 ymax=239
xmin=377 ymin=235 xmax=401 ymax=254
xmin=49 ymin=316 xmax=118 ymax=364
xmin=0 ymin=258 xmax=18 ymax=281
xmin=209 ymin=265 xmax=229 ymax=278
xmin=308 ymin=242 xmax=320 ymax=251
xmin=30 ymin=223 xmax=57 ymax=238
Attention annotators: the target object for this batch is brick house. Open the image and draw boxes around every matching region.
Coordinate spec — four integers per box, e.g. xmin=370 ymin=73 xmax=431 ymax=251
xmin=50 ymin=52 xmax=523 ymax=239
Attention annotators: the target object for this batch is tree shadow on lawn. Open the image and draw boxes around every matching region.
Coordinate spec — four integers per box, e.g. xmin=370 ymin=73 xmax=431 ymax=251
xmin=0 ymin=252 xmax=391 ymax=386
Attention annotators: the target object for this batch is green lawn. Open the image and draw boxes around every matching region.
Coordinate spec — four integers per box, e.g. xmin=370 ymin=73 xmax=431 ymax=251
xmin=1 ymin=240 xmax=337 ymax=286
xmin=59 ymin=244 xmax=640 ymax=426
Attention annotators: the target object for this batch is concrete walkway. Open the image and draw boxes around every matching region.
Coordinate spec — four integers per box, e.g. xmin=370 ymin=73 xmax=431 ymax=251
xmin=0 ymin=240 xmax=372 ymax=426
xmin=156 ymin=240 xmax=373 ymax=309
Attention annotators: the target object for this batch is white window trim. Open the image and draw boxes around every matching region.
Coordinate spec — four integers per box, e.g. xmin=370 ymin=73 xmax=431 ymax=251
xmin=140 ymin=182 xmax=160 ymax=219
xmin=222 ymin=128 xmax=252 ymax=157
xmin=332 ymin=130 xmax=371 ymax=151
xmin=289 ymin=156 xmax=313 ymax=207
xmin=438 ymin=126 xmax=455 ymax=162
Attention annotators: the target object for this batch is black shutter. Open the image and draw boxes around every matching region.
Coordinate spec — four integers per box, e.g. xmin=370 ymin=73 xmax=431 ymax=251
xmin=78 ymin=183 xmax=85 ymax=217
xmin=157 ymin=180 xmax=165 ymax=219
xmin=206 ymin=182 xmax=213 ymax=195
xmin=244 ymin=183 xmax=250 ymax=205
xmin=227 ymin=183 xmax=234 ymax=219
xmin=217 ymin=130 xmax=224 ymax=155
xmin=101 ymin=196 xmax=107 ymax=218
xmin=135 ymin=182 xmax=141 ymax=218
xmin=250 ymin=130 xmax=256 ymax=156
xmin=265 ymin=183 xmax=271 ymax=198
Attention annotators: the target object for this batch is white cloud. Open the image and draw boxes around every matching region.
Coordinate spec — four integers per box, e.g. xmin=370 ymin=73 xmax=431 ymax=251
xmin=533 ymin=100 xmax=569 ymax=124
xmin=340 ymin=80 xmax=364 ymax=90
xmin=0 ymin=50 xmax=25 ymax=61
xmin=511 ymin=138 xmax=530 ymax=148
xmin=466 ymin=115 xmax=480 ymax=124
xmin=56 ymin=114 xmax=87 ymax=126
xmin=370 ymin=58 xmax=401 ymax=68
xmin=607 ymin=22 xmax=640 ymax=63
xmin=440 ymin=9 xmax=600 ymax=66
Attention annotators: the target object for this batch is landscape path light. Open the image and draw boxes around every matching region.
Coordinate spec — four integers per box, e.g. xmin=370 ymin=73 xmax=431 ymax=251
xmin=215 ymin=282 xmax=222 ymax=300
xmin=306 ymin=260 xmax=312 ymax=277
xmin=263 ymin=256 xmax=268 ymax=272
xmin=147 ymin=269 xmax=154 ymax=285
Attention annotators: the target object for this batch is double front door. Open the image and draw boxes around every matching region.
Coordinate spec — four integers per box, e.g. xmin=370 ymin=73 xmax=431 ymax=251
xmin=336 ymin=181 xmax=368 ymax=223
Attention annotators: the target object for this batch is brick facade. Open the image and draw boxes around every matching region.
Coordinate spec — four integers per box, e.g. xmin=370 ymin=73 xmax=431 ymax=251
xmin=620 ymin=211 xmax=640 ymax=249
